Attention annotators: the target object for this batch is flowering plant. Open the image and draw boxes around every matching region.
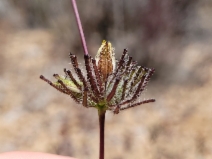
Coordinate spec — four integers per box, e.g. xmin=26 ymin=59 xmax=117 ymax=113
xmin=40 ymin=1 xmax=155 ymax=159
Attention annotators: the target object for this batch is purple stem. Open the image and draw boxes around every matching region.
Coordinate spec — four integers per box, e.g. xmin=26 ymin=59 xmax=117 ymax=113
xmin=98 ymin=110 xmax=106 ymax=159
xmin=71 ymin=0 xmax=89 ymax=55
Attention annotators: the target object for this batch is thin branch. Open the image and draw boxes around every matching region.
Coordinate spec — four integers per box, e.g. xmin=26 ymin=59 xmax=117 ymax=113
xmin=83 ymin=87 xmax=88 ymax=107
xmin=121 ymin=79 xmax=128 ymax=100
xmin=84 ymin=55 xmax=100 ymax=96
xmin=75 ymin=68 xmax=88 ymax=88
xmin=69 ymin=53 xmax=79 ymax=69
xmin=92 ymin=58 xmax=104 ymax=94
xmin=107 ymin=78 xmax=120 ymax=102
xmin=64 ymin=68 xmax=82 ymax=90
xmin=71 ymin=0 xmax=88 ymax=55
xmin=120 ymin=99 xmax=155 ymax=111
xmin=57 ymin=80 xmax=80 ymax=103
xmin=40 ymin=75 xmax=67 ymax=94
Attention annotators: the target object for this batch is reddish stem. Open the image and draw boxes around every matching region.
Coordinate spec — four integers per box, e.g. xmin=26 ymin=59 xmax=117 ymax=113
xmin=98 ymin=110 xmax=106 ymax=159
xmin=71 ymin=0 xmax=89 ymax=55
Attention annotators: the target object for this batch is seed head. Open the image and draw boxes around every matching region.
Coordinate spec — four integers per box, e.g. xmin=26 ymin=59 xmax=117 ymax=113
xmin=40 ymin=40 xmax=155 ymax=114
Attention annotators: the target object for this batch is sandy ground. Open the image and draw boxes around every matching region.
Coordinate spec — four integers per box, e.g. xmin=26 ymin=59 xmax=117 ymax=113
xmin=0 ymin=27 xmax=212 ymax=159
xmin=0 ymin=1 xmax=212 ymax=159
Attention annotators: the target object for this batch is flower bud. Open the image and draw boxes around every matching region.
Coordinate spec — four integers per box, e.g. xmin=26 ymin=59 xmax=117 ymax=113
xmin=95 ymin=40 xmax=115 ymax=81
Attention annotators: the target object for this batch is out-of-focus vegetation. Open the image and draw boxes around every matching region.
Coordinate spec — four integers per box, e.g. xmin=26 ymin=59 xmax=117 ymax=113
xmin=0 ymin=0 xmax=212 ymax=159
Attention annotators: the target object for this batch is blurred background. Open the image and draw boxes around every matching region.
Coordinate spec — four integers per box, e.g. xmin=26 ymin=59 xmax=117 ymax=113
xmin=0 ymin=0 xmax=212 ymax=159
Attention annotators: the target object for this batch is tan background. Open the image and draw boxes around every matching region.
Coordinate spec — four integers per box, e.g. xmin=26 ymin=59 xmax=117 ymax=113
xmin=0 ymin=0 xmax=212 ymax=159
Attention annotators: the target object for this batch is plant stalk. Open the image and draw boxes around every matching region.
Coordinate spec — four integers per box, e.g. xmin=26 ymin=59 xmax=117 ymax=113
xmin=71 ymin=0 xmax=89 ymax=55
xmin=98 ymin=110 xmax=106 ymax=159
